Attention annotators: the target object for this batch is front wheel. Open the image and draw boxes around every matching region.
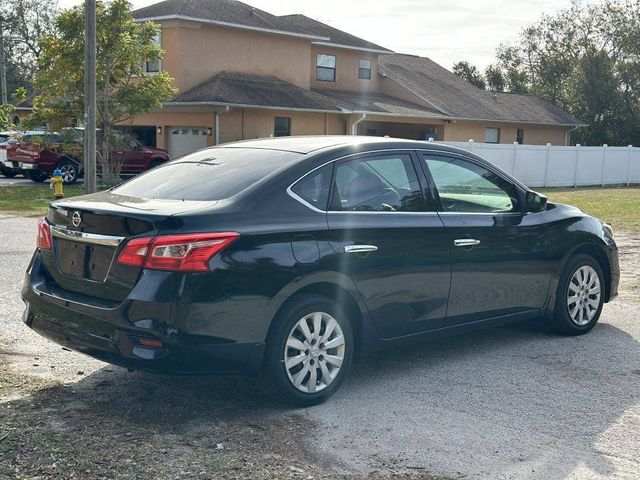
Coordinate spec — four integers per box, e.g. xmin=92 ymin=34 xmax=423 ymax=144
xmin=548 ymin=254 xmax=605 ymax=335
xmin=261 ymin=295 xmax=353 ymax=406
xmin=58 ymin=159 xmax=79 ymax=185
xmin=0 ymin=166 xmax=16 ymax=178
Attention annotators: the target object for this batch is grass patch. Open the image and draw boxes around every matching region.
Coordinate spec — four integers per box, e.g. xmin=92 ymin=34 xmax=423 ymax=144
xmin=540 ymin=186 xmax=640 ymax=232
xmin=0 ymin=185 xmax=87 ymax=216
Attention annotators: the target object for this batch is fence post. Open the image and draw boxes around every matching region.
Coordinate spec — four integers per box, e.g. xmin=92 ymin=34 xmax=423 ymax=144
xmin=511 ymin=142 xmax=518 ymax=177
xmin=543 ymin=143 xmax=552 ymax=187
xmin=573 ymin=144 xmax=581 ymax=187
xmin=600 ymin=144 xmax=608 ymax=186
xmin=627 ymin=145 xmax=633 ymax=186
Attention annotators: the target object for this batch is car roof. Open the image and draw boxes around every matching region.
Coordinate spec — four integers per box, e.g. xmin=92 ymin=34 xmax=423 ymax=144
xmin=221 ymin=135 xmax=459 ymax=155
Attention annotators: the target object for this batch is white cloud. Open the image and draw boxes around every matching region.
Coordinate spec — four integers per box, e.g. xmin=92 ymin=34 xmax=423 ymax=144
xmin=57 ymin=0 xmax=576 ymax=70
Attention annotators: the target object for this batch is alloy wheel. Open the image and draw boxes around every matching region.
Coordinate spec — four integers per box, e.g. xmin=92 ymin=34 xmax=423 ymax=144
xmin=60 ymin=164 xmax=77 ymax=183
xmin=284 ymin=311 xmax=345 ymax=393
xmin=567 ymin=265 xmax=601 ymax=326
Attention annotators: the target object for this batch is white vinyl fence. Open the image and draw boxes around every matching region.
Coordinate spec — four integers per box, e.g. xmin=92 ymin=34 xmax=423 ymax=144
xmin=437 ymin=141 xmax=640 ymax=188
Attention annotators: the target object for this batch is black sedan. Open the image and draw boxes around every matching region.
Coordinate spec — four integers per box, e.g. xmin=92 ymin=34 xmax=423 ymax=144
xmin=22 ymin=137 xmax=619 ymax=405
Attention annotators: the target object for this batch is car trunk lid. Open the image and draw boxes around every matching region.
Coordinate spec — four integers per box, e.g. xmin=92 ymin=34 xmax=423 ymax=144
xmin=42 ymin=191 xmax=217 ymax=302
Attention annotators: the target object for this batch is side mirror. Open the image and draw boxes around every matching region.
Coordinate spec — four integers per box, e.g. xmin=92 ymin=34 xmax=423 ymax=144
xmin=526 ymin=191 xmax=548 ymax=213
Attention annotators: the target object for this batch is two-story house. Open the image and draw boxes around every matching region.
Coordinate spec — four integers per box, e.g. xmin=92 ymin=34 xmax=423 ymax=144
xmin=128 ymin=0 xmax=583 ymax=159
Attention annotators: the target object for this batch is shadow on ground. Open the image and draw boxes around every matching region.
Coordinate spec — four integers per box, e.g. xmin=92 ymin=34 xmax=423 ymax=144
xmin=1 ymin=316 xmax=639 ymax=479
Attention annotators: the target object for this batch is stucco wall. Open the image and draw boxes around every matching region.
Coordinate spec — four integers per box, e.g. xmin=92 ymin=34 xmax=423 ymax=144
xmin=310 ymin=46 xmax=379 ymax=92
xmin=443 ymin=121 xmax=569 ymax=145
xmin=160 ymin=21 xmax=312 ymax=92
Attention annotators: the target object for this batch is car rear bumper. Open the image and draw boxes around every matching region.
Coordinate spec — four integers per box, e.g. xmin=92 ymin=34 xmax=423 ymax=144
xmin=3 ymin=160 xmax=38 ymax=170
xmin=21 ymin=253 xmax=265 ymax=375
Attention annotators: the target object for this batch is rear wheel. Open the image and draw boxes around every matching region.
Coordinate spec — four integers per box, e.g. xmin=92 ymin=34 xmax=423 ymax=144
xmin=261 ymin=295 xmax=353 ymax=406
xmin=0 ymin=166 xmax=16 ymax=178
xmin=548 ymin=254 xmax=605 ymax=335
xmin=59 ymin=159 xmax=79 ymax=185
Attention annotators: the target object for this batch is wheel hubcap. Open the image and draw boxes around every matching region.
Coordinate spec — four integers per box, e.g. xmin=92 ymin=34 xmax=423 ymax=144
xmin=61 ymin=165 xmax=75 ymax=182
xmin=567 ymin=265 xmax=601 ymax=326
xmin=284 ymin=311 xmax=345 ymax=393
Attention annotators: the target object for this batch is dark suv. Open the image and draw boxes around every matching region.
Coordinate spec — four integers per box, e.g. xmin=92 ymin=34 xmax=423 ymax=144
xmin=4 ymin=131 xmax=169 ymax=184
xmin=22 ymin=136 xmax=619 ymax=405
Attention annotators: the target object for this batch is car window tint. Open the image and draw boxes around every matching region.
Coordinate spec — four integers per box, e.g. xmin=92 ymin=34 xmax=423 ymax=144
xmin=291 ymin=164 xmax=332 ymax=210
xmin=423 ymin=155 xmax=519 ymax=213
xmin=113 ymin=148 xmax=302 ymax=201
xmin=332 ymin=154 xmax=424 ymax=212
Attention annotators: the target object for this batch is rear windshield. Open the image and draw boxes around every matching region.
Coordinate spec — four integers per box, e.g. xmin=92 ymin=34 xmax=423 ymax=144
xmin=112 ymin=147 xmax=302 ymax=201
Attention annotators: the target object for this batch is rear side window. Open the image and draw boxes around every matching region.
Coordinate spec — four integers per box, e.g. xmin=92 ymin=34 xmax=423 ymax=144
xmin=113 ymin=148 xmax=302 ymax=201
xmin=290 ymin=164 xmax=332 ymax=210
xmin=331 ymin=154 xmax=425 ymax=212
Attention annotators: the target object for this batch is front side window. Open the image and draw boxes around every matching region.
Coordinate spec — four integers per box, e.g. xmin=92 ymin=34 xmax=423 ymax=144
xmin=331 ymin=154 xmax=424 ymax=212
xmin=484 ymin=127 xmax=500 ymax=143
xmin=291 ymin=164 xmax=333 ymax=210
xmin=359 ymin=59 xmax=371 ymax=80
xmin=423 ymin=155 xmax=519 ymax=213
xmin=316 ymin=54 xmax=336 ymax=82
xmin=274 ymin=117 xmax=291 ymax=137
xmin=145 ymin=33 xmax=161 ymax=73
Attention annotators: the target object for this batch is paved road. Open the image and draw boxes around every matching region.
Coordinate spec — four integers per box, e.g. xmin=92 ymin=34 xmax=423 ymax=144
xmin=1 ymin=215 xmax=638 ymax=480
xmin=0 ymin=175 xmax=35 ymax=186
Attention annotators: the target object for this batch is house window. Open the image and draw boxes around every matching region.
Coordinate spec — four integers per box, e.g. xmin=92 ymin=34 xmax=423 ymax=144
xmin=484 ymin=127 xmax=500 ymax=143
xmin=516 ymin=128 xmax=524 ymax=144
xmin=316 ymin=53 xmax=336 ymax=82
xmin=359 ymin=59 xmax=371 ymax=80
xmin=145 ymin=33 xmax=161 ymax=74
xmin=274 ymin=117 xmax=291 ymax=137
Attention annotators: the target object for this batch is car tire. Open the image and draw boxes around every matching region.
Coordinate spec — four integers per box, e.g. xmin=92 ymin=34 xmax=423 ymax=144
xmin=548 ymin=254 xmax=605 ymax=335
xmin=58 ymin=159 xmax=79 ymax=185
xmin=25 ymin=170 xmax=49 ymax=183
xmin=261 ymin=294 xmax=354 ymax=407
xmin=1 ymin=167 xmax=16 ymax=178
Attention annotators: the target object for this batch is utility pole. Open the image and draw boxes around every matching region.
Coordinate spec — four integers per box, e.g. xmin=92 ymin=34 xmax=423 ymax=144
xmin=0 ymin=15 xmax=8 ymax=105
xmin=84 ymin=0 xmax=97 ymax=193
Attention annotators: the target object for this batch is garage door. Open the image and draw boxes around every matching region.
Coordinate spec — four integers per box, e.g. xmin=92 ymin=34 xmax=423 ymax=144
xmin=167 ymin=127 xmax=209 ymax=159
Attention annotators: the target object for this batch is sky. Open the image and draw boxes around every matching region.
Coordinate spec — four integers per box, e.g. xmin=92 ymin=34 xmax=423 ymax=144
xmin=57 ymin=0 xmax=578 ymax=70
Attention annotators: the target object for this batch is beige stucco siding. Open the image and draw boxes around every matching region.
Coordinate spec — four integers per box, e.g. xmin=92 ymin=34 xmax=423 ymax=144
xmin=310 ymin=46 xmax=379 ymax=92
xmin=443 ymin=121 xmax=568 ymax=145
xmin=160 ymin=21 xmax=312 ymax=92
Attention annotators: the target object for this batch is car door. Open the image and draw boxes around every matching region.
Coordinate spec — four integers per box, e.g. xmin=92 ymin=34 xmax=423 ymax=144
xmin=120 ymin=139 xmax=147 ymax=174
xmin=420 ymin=152 xmax=551 ymax=326
xmin=326 ymin=151 xmax=451 ymax=339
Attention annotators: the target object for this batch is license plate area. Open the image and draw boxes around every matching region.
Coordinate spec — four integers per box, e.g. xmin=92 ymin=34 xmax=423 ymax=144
xmin=56 ymin=239 xmax=116 ymax=282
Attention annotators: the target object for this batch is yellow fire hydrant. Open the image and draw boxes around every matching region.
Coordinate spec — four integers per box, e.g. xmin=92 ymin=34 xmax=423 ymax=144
xmin=50 ymin=168 xmax=64 ymax=199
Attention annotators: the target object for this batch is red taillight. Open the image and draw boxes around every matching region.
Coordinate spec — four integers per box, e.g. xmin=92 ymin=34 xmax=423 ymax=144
xmin=116 ymin=237 xmax=153 ymax=267
xmin=117 ymin=233 xmax=239 ymax=272
xmin=37 ymin=218 xmax=52 ymax=250
xmin=137 ymin=338 xmax=164 ymax=348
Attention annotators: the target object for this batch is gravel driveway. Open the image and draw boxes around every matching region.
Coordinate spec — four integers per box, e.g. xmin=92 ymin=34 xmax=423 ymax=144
xmin=1 ymin=214 xmax=638 ymax=479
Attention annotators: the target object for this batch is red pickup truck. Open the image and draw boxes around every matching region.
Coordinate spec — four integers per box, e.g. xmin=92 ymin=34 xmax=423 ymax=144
xmin=2 ymin=130 xmax=170 ymax=184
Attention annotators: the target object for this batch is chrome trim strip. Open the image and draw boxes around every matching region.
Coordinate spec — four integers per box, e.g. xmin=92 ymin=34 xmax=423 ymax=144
xmin=50 ymin=226 xmax=125 ymax=247
xmin=454 ymin=239 xmax=481 ymax=247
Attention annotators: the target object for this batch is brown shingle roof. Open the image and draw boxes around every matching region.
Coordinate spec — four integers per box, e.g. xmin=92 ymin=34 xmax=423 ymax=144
xmin=133 ymin=0 xmax=326 ymax=39
xmin=279 ymin=14 xmax=391 ymax=52
xmin=170 ymin=71 xmax=340 ymax=111
xmin=312 ymin=88 xmax=442 ymax=117
xmin=379 ymin=54 xmax=584 ymax=126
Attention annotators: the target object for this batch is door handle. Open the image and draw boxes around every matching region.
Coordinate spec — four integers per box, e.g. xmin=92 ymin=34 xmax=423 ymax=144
xmin=344 ymin=244 xmax=378 ymax=253
xmin=454 ymin=239 xmax=480 ymax=247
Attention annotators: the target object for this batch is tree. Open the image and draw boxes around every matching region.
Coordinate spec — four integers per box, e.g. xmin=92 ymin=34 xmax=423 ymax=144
xmin=491 ymin=0 xmax=640 ymax=145
xmin=32 ymin=0 xmax=177 ymax=184
xmin=0 ymin=0 xmax=58 ymax=95
xmin=485 ymin=64 xmax=506 ymax=92
xmin=452 ymin=61 xmax=486 ymax=89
